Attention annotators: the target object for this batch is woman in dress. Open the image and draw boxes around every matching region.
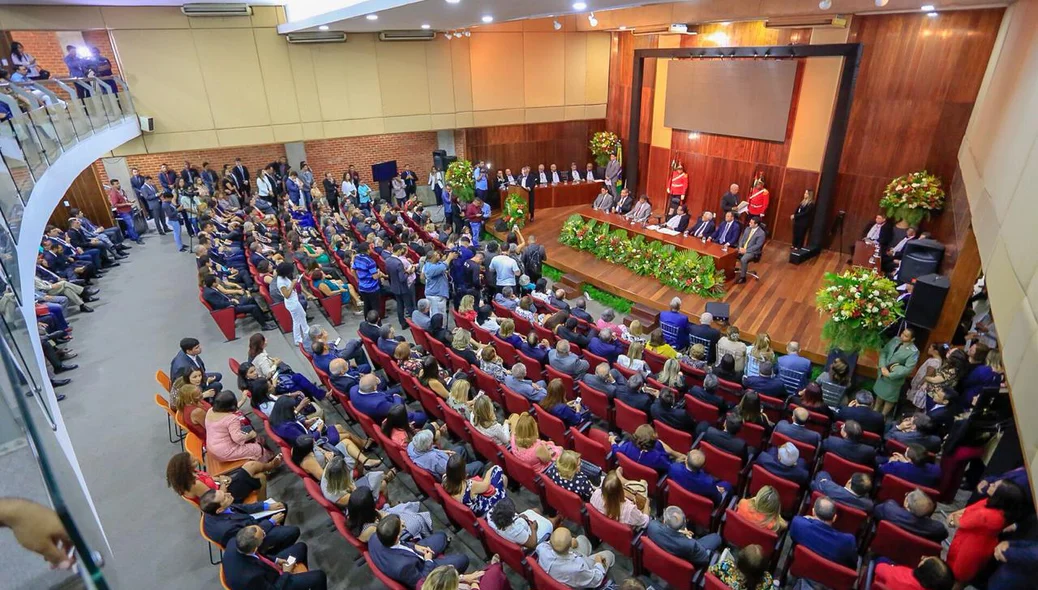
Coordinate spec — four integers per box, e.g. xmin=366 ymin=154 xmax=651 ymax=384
xmin=165 ymin=451 xmax=276 ymax=506
xmin=708 ymin=544 xmax=774 ymax=590
xmin=509 ymin=413 xmax=561 ymax=472
xmin=478 ymin=346 xmax=508 ymax=382
xmin=204 ymin=390 xmax=275 ymax=463
xmin=347 ymin=486 xmax=434 ymax=543
xmin=946 ymin=481 xmax=1026 ymax=587
xmin=656 ymin=358 xmax=688 ymax=394
xmin=790 ymin=189 xmax=816 ymax=250
xmin=170 ymin=366 xmax=217 ymax=408
xmin=446 ymin=379 xmax=474 ymax=414
xmin=621 ymin=319 xmax=647 ymax=343
xmin=457 ymin=295 xmax=477 ymax=323
xmin=646 ymin=328 xmax=678 ymax=359
xmin=681 ymin=343 xmax=709 ymax=371
xmin=394 ymin=341 xmax=423 ymax=377
xmin=715 ymin=325 xmax=747 ymax=372
xmin=441 ymin=454 xmax=508 ymax=517
xmin=247 ymin=333 xmax=324 ymax=400
xmin=544 ymin=450 xmax=599 ymax=501
xmin=311 ymin=268 xmax=361 ymax=314
xmin=923 ymin=347 xmax=968 ymax=411
xmin=172 ymin=383 xmax=210 ymax=439
xmin=276 ymin=261 xmax=310 ymax=346
xmin=907 ymin=343 xmax=948 ymax=410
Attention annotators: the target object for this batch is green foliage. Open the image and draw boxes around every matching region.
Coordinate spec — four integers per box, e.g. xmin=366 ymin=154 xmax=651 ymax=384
xmin=559 ymin=215 xmax=727 ymax=299
xmin=502 ymin=191 xmax=529 ymax=228
xmin=445 ymin=159 xmax=475 ymax=203
xmin=542 ymin=265 xmax=563 ymax=282
xmin=816 ymin=269 xmax=904 ymax=353
xmin=880 ymin=170 xmax=945 ymax=226
xmin=586 ymin=285 xmax=632 ymax=314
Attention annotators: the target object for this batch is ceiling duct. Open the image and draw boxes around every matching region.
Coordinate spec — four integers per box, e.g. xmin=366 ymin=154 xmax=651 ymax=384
xmin=765 ymin=14 xmax=849 ymax=29
xmin=181 ymin=3 xmax=252 ymax=17
xmin=379 ymin=30 xmax=437 ymax=42
xmin=286 ymin=31 xmax=348 ymax=44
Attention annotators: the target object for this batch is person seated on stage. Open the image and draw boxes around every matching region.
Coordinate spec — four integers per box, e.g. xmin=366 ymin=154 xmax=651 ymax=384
xmin=591 ymin=186 xmax=614 ymax=212
xmin=735 ymin=216 xmax=766 ymax=284
xmin=584 ymin=162 xmax=599 ymax=182
xmin=849 ymin=213 xmax=894 ymax=263
xmin=685 ymin=211 xmax=715 ymax=239
xmin=569 ymin=162 xmax=584 ymax=183
xmin=664 ymin=205 xmax=691 ymax=233
xmin=720 ymin=183 xmax=740 ymax=217
xmin=547 ymin=163 xmax=562 ymax=185
xmin=536 ymin=164 xmax=549 ymax=185
xmin=612 ymin=188 xmax=635 ymax=215
xmin=709 ymin=210 xmax=742 ymax=247
xmin=624 ymin=195 xmax=653 ymax=224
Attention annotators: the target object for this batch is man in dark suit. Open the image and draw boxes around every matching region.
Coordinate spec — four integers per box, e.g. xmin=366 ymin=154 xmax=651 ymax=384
xmin=201 ymin=161 xmax=219 ymax=194
xmin=587 ymin=329 xmax=625 ymax=365
xmin=850 ymin=213 xmax=894 ymax=263
xmin=663 ymin=205 xmax=691 ymax=233
xmin=129 ymin=166 xmax=148 ymax=215
xmin=789 ymin=497 xmax=858 ymax=568
xmin=709 ymin=210 xmax=741 ymax=247
xmin=688 ymin=373 xmax=729 ymax=414
xmin=377 ymin=324 xmax=405 ymax=357
xmin=157 ymin=163 xmax=178 ymax=194
xmin=170 ymin=337 xmax=223 ymax=389
xmin=646 ymin=506 xmax=723 ymax=568
xmin=612 ymin=188 xmax=634 ymax=215
xmin=321 ymin=172 xmax=340 ymax=210
xmin=557 ymin=317 xmax=591 ymax=350
xmin=202 ymin=275 xmax=275 ymax=329
xmin=774 ymin=408 xmax=822 ymax=446
xmin=604 ymin=153 xmax=622 ymax=197
xmin=821 ymin=420 xmax=876 ymax=465
xmin=358 ymin=310 xmax=382 ymax=342
xmin=350 ymin=373 xmax=420 ymax=423
xmin=181 ymin=160 xmax=199 ymax=185
xmin=140 ymin=176 xmax=168 ymax=235
xmin=581 ymin=363 xmax=623 ymax=399
xmin=368 ymin=514 xmax=469 ymax=589
xmin=925 ymin=386 xmax=958 ymax=434
xmin=570 ymin=297 xmax=594 ymax=323
xmin=199 ymin=489 xmax=297 ymax=552
xmin=735 ymin=216 xmax=766 ymax=284
xmin=615 ymin=373 xmax=654 ymax=414
xmin=221 ymin=525 xmax=326 ymax=590
xmin=548 ymin=288 xmax=571 ymax=311
xmin=719 ymin=183 xmax=740 ymax=216
xmin=878 ymin=444 xmax=941 ymax=488
xmin=68 ymin=217 xmax=122 ymax=264
xmin=685 ymin=211 xmax=715 ymax=239
xmin=384 ymin=244 xmax=414 ymax=328
xmin=696 ymin=413 xmax=748 ymax=462
xmin=872 ymin=489 xmax=948 ymax=542
xmin=233 ymin=157 xmax=251 ymax=196
xmin=667 ymin=449 xmax=732 ymax=505
xmin=757 ymin=442 xmax=811 ymax=486
xmin=886 ymin=414 xmax=943 ymax=453
xmin=742 ymin=362 xmax=787 ymax=398
xmin=517 ymin=165 xmax=536 ymax=221
xmin=835 ymin=390 xmax=885 ymax=435
xmin=811 ymin=471 xmax=874 ymax=512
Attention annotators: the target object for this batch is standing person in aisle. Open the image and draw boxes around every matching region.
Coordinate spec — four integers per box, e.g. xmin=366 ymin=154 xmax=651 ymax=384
xmin=275 ymin=262 xmax=309 ymax=347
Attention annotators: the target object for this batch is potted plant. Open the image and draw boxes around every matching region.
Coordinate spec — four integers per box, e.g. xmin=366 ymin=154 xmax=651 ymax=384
xmin=879 ymin=170 xmax=945 ymax=227
xmin=445 ymin=159 xmax=476 ymax=203
xmin=816 ymin=269 xmax=904 ymax=354
xmin=589 ymin=131 xmax=621 ymax=168
xmin=501 ymin=191 xmax=529 ymax=228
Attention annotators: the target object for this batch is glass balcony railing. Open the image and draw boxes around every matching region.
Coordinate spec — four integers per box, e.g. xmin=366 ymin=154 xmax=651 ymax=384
xmin=0 ymin=75 xmax=137 ymax=589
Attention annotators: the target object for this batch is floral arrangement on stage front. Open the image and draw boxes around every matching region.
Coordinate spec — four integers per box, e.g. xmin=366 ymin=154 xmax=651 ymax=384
xmin=444 ymin=159 xmax=475 ymax=203
xmin=589 ymin=131 xmax=621 ymax=168
xmin=501 ymin=191 xmax=529 ymax=228
xmin=879 ymin=170 xmax=945 ymax=226
xmin=816 ymin=268 xmax=904 ymax=353
xmin=559 ymin=215 xmax=726 ymax=298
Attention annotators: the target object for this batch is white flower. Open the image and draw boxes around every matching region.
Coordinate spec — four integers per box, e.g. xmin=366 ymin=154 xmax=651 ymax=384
xmin=873 ymin=290 xmax=880 ymax=297
xmin=837 ymin=295 xmax=845 ymax=302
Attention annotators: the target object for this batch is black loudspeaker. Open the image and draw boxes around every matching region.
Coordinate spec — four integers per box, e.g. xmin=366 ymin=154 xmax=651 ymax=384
xmin=904 ymin=273 xmax=950 ymax=330
xmin=899 ymin=238 xmax=945 ymax=283
xmin=433 ymin=150 xmax=447 ymax=171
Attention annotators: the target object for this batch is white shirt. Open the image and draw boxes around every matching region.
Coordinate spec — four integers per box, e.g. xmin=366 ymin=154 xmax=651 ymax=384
xmin=585 ymin=168 xmax=596 ymax=181
xmin=866 ymin=223 xmax=883 ymax=242
xmin=538 ymin=171 xmax=548 ymax=183
xmin=550 ymin=170 xmax=561 ymax=184
xmin=256 ymin=174 xmax=273 ymax=197
xmin=428 ymin=172 xmax=443 ymax=189
xmin=489 ymin=255 xmax=520 ymax=286
xmin=276 ymin=275 xmax=302 ymax=310
xmin=489 ymin=509 xmax=554 ymax=545
xmin=570 ymin=169 xmax=581 ymax=182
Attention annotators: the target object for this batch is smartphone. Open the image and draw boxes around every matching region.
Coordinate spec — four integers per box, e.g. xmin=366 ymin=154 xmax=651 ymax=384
xmin=334 ymin=337 xmax=341 ymax=347
xmin=272 ymin=370 xmax=280 ymax=381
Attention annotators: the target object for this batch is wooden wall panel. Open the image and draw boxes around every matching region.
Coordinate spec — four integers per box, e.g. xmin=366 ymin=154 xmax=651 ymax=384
xmin=462 ymin=120 xmax=607 ymax=179
xmin=49 ymin=166 xmax=112 ymax=230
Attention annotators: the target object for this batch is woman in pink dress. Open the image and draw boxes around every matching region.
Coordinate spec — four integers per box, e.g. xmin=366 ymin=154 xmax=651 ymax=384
xmin=204 ymin=390 xmax=274 ymax=463
xmin=508 ymin=413 xmax=560 ymax=472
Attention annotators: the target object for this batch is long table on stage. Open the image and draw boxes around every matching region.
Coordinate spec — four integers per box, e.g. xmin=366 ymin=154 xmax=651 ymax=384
xmin=501 ymin=181 xmax=602 ymax=209
xmin=578 ymin=207 xmax=740 ymax=279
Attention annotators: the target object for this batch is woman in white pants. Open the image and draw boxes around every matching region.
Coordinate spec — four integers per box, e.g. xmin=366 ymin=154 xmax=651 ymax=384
xmin=275 ymin=261 xmax=310 ymax=346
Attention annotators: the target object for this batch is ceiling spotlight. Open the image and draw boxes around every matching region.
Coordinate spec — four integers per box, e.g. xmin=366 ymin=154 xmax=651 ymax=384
xmin=927 ymin=11 xmax=939 ymax=16
xmin=573 ymin=2 xmax=587 ymax=10
xmin=464 ymin=30 xmax=471 ymax=37
xmin=819 ymin=0 xmax=832 ymax=9
xmin=445 ymin=0 xmax=461 ymax=3
xmin=365 ymin=14 xmax=378 ymax=20
xmin=481 ymin=15 xmax=493 ymax=23
xmin=421 ymin=24 xmax=431 ymax=30
xmin=921 ymin=4 xmax=935 ymax=10
xmin=875 ymin=0 xmax=890 ymax=5
xmin=688 ymin=132 xmax=700 ymax=140
xmin=444 ymin=32 xmax=452 ymax=39
xmin=588 ymin=12 xmax=598 ymax=27
xmin=618 ymin=25 xmax=626 ymax=30
xmin=455 ymin=31 xmax=464 ymax=38
xmin=318 ymin=25 xmax=329 ymax=31
xmin=553 ymin=20 xmax=562 ymax=30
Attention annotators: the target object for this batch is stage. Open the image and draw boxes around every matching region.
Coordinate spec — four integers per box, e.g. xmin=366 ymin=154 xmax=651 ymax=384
xmin=493 ymin=205 xmax=878 ymax=374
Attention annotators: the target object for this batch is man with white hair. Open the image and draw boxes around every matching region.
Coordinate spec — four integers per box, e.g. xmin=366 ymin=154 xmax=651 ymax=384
xmin=407 ymin=429 xmax=483 ymax=478
xmin=504 ymin=362 xmax=547 ymax=402
xmin=535 ymin=527 xmax=614 ymax=589
xmin=307 ymin=325 xmax=367 ymax=370
xmin=685 ymin=210 xmax=716 ymax=239
xmin=659 ymin=297 xmax=691 ymax=350
xmin=688 ymin=311 xmax=721 ymax=362
xmin=588 ymin=328 xmax=625 ymax=365
xmin=777 ymin=340 xmax=811 ymax=390
xmin=493 ymin=286 xmax=519 ymax=311
xmin=756 ymin=441 xmax=811 ymax=486
xmin=646 ymin=506 xmax=723 ymax=567
xmin=411 ymin=298 xmax=432 ymax=330
xmin=549 ymin=340 xmax=590 ymax=380
xmin=548 ymin=288 xmax=570 ymax=311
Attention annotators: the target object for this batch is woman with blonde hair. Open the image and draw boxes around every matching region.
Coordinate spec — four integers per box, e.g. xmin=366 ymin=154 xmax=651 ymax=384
xmin=479 ymin=345 xmax=508 ymax=382
xmin=544 ymin=450 xmax=599 ymax=501
xmin=617 ymin=341 xmax=650 ymax=375
xmin=446 ymin=379 xmax=473 ymax=413
xmin=509 ymin=413 xmax=561 ymax=472
xmin=320 ymin=454 xmax=388 ymax=509
xmin=469 ymin=394 xmax=511 ymax=446
xmin=457 ymin=294 xmax=477 ymax=322
xmin=419 ymin=560 xmax=509 ymax=590
xmin=450 ymin=328 xmax=480 ymax=366
xmin=622 ymin=319 xmax=647 ymax=343
xmin=172 ymin=383 xmax=210 ymax=439
xmin=716 ymin=325 xmax=747 ymax=372
xmin=497 ymin=318 xmax=523 ymax=348
xmin=681 ymin=343 xmax=709 ymax=370
xmin=744 ymin=332 xmax=775 ymax=378
xmin=590 ymin=470 xmax=650 ymax=528
xmin=656 ymin=358 xmax=687 ymax=393
xmin=611 ymin=424 xmax=683 ymax=472
xmin=735 ymin=485 xmax=787 ymax=532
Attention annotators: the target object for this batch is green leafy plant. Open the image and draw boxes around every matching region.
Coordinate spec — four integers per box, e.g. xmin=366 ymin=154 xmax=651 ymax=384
xmin=501 ymin=191 xmax=529 ymax=228
xmin=445 ymin=159 xmax=476 ymax=203
xmin=816 ymin=268 xmax=904 ymax=353
xmin=542 ymin=265 xmax=563 ymax=282
xmin=589 ymin=131 xmax=621 ymax=168
xmin=586 ymin=285 xmax=633 ymax=314
xmin=879 ymin=170 xmax=945 ymax=226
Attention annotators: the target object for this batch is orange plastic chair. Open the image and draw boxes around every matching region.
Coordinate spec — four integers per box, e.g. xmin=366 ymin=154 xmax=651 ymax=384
xmin=200 ymin=515 xmax=223 ymax=565
xmin=155 ymin=393 xmax=185 ymax=445
xmin=155 ymin=369 xmax=172 ymax=391
xmin=185 ymin=432 xmax=206 ymax=468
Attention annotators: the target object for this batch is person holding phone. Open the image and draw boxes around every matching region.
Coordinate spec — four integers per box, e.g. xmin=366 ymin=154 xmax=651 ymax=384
xmin=275 ymin=262 xmax=309 ymax=347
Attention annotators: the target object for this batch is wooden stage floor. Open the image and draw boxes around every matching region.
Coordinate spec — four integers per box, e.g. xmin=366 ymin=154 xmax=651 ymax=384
xmin=495 ymin=205 xmax=877 ymax=373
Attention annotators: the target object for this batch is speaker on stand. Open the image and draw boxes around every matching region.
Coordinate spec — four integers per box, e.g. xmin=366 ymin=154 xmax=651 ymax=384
xmin=904 ymin=273 xmax=950 ymax=330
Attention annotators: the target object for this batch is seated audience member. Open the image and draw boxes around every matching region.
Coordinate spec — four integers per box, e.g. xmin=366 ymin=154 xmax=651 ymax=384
xmin=615 ymin=372 xmax=657 ymax=414
xmin=688 ymin=312 xmax=721 ymax=362
xmin=713 ymin=354 xmax=741 ymax=383
xmin=548 ymin=288 xmax=571 ymax=311
xmin=886 ymin=414 xmax=943 ymax=454
xmin=417 ymin=356 xmax=451 ymax=400
xmin=821 ymin=420 xmax=876 ymax=465
xmin=668 ymin=449 xmax=732 ymax=506
xmin=488 ymin=497 xmax=557 ymax=549
xmin=647 ymin=505 xmax=723 ymax=568
xmin=590 ymin=471 xmax=651 ymax=529
xmin=835 ymin=390 xmax=885 ymax=435
xmin=535 ymin=527 xmax=615 ymax=589
xmin=377 ymin=324 xmax=405 ymax=357
xmin=926 ymin=386 xmax=958 ymax=433
xmin=624 ymin=194 xmax=653 ymax=223
xmin=549 ymin=340 xmax=590 ymax=380
xmin=682 ymin=343 xmax=709 ymax=371
xmin=408 ymin=429 xmax=483 ymax=479
xmin=595 ymin=308 xmax=624 ymax=338
xmin=715 ymin=326 xmax=747 ymax=373
xmin=742 ymin=361 xmax=785 ymax=398
xmin=696 ymin=413 xmax=749 ymax=462
xmin=617 ymin=341 xmax=650 ymax=376
xmin=646 ymin=328 xmax=679 ymax=359
xmin=359 ymin=310 xmax=383 ymax=341
xmin=222 ymin=525 xmax=327 ymax=590
xmin=612 ymin=188 xmax=634 ymax=215
xmin=469 ymin=395 xmax=511 ymax=446
xmin=493 ymin=287 xmax=519 ymax=311
xmin=171 ymin=337 xmax=223 ymax=389
xmin=166 ymin=452 xmax=272 ymax=506
xmin=874 ymin=556 xmax=955 ymax=590
xmin=688 ymin=373 xmax=729 ymax=414
xmin=450 ymin=329 xmax=481 ymax=367
xmin=411 ymin=298 xmax=433 ymax=330
xmin=708 ymin=543 xmax=774 ymax=590
xmin=368 ymin=514 xmax=470 ymax=590
xmin=811 ymin=471 xmax=874 ymax=513
xmin=478 ymin=346 xmax=508 ymax=383
xmin=544 ymin=450 xmax=600 ymax=502
xmin=321 ymin=455 xmax=388 ymax=509
xmin=621 ymin=319 xmax=648 ymax=343
xmin=496 ymin=318 xmax=523 ymax=349
xmin=557 ymin=317 xmax=591 ymax=349
xmin=269 ymin=396 xmax=375 ymax=470
xmin=664 ymin=205 xmax=691 ymax=233
xmin=540 ymin=378 xmax=589 ymax=428
xmin=878 ymin=443 xmax=941 ymax=488
xmin=658 ymin=297 xmax=691 ymax=350
xmin=756 ymin=442 xmax=810 ymax=486
xmin=347 ymin=487 xmax=434 ymax=544
xmin=202 ymin=275 xmax=276 ymax=330
xmin=735 ymin=485 xmax=787 ymax=533
xmin=519 ymin=331 xmax=551 ymax=365
xmin=199 ymin=489 xmax=295 ymax=550
xmin=441 ymin=454 xmax=507 ymax=518
xmin=611 ymin=425 xmax=684 ymax=473
xmin=873 ymin=489 xmax=948 ymax=542
xmin=205 ymin=390 xmax=274 ymax=463
xmin=381 ymin=405 xmax=422 ymax=449
xmin=651 ymin=388 xmax=696 ymax=432
xmin=789 ymin=496 xmax=858 ymax=568
xmin=504 ymin=362 xmax=547 ymax=402
xmin=588 ymin=328 xmax=625 ymax=365
xmin=308 ymin=325 xmax=368 ymax=370
xmin=172 ymin=383 xmax=211 ymax=438
xmin=790 ymin=382 xmax=835 ymax=420
xmin=352 ymin=374 xmax=424 ymax=425
xmin=581 ymin=362 xmax=623 ymax=398
xmin=774 ymin=407 xmax=822 ymax=446
xmin=569 ymin=297 xmax=594 ymax=323
xmin=736 ymin=390 xmax=773 ymax=428
xmin=328 ymin=358 xmax=364 ymax=397
xmin=509 ymin=413 xmax=562 ymax=473
xmin=816 ymin=356 xmax=852 ymax=399
xmin=776 ymin=341 xmax=811 ymax=389
xmin=287 ymin=434 xmax=344 ymax=480
xmin=248 ymin=333 xmax=325 ymax=400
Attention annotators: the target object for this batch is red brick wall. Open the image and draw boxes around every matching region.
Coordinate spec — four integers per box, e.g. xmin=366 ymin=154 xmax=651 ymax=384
xmin=94 ymin=144 xmax=285 ymax=185
xmin=8 ymin=30 xmax=119 ymax=77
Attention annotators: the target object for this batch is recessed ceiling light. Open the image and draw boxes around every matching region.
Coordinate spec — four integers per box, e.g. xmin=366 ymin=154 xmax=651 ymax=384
xmin=819 ymin=0 xmax=832 ymax=9
xmin=920 ymin=4 xmax=935 ymax=10
xmin=927 ymin=11 xmax=939 ymax=16
xmin=481 ymin=15 xmax=493 ymax=23
xmin=618 ymin=25 xmax=626 ymax=30
xmin=445 ymin=0 xmax=461 ymax=3
xmin=318 ymin=25 xmax=329 ymax=31
xmin=365 ymin=14 xmax=378 ymax=20
xmin=553 ymin=19 xmax=562 ymax=30
xmin=421 ymin=24 xmax=431 ymax=29
xmin=573 ymin=2 xmax=587 ymax=10
xmin=464 ymin=30 xmax=471 ymax=37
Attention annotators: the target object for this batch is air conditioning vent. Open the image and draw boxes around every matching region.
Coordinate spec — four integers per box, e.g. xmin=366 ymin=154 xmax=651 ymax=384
xmin=181 ymin=3 xmax=252 ymax=17
xmin=765 ymin=15 xmax=848 ymax=29
xmin=379 ymin=30 xmax=437 ymax=42
xmin=286 ymin=31 xmax=348 ymax=44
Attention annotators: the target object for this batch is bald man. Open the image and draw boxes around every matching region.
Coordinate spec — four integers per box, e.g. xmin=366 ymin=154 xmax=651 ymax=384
xmin=774 ymin=407 xmax=822 ymax=446
xmin=790 ymin=497 xmax=858 ymax=568
xmin=349 ymin=372 xmax=425 ymax=426
xmin=873 ymin=489 xmax=948 ymax=542
xmin=535 ymin=527 xmax=615 ymax=588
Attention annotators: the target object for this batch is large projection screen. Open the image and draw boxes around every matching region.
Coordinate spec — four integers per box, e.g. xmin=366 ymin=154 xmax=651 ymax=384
xmin=663 ymin=60 xmax=797 ymax=142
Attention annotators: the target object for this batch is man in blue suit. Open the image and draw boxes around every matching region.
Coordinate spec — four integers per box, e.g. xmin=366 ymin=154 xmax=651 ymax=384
xmin=368 ymin=514 xmax=469 ymax=589
xmin=688 ymin=312 xmax=721 ymax=363
xmin=776 ymin=341 xmax=811 ymax=391
xmin=646 ymin=506 xmax=723 ymax=567
xmin=667 ymin=449 xmax=732 ymax=505
xmin=821 ymin=420 xmax=876 ymax=465
xmin=742 ymin=362 xmax=787 ymax=398
xmin=709 ymin=210 xmax=741 ymax=247
xmin=140 ymin=176 xmax=169 ymax=235
xmin=350 ymin=374 xmax=424 ymax=425
xmin=756 ymin=442 xmax=811 ymax=486
xmin=170 ymin=337 xmax=222 ymax=390
xmin=659 ymin=297 xmax=691 ymax=350
xmin=873 ymin=490 xmax=948 ymax=542
xmin=789 ymin=497 xmax=858 ymax=568
xmin=811 ymin=471 xmax=874 ymax=512
xmin=221 ymin=525 xmax=327 ymax=590
xmin=587 ymin=329 xmax=625 ymax=365
xmin=774 ymin=408 xmax=822 ymax=446
xmin=835 ymin=390 xmax=885 ymax=435
xmin=877 ymin=443 xmax=941 ymax=488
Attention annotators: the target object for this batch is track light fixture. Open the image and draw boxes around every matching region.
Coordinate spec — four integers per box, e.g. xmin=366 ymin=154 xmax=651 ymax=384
xmin=588 ymin=12 xmax=598 ymax=27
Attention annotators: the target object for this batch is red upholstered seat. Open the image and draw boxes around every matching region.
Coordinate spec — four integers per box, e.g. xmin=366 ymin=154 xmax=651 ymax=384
xmin=721 ymin=507 xmax=780 ymax=558
xmin=868 ymin=520 xmax=942 ymax=566
xmin=586 ymin=504 xmax=637 ymax=558
xmin=787 ymin=544 xmax=859 ymax=590
xmin=747 ymin=464 xmax=801 ymax=515
xmin=821 ymin=452 xmax=874 ymax=487
xmin=639 ymin=536 xmax=697 ymax=590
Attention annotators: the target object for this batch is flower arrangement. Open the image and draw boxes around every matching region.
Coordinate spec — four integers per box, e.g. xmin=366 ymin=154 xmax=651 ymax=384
xmin=501 ymin=191 xmax=529 ymax=228
xmin=445 ymin=159 xmax=476 ymax=203
xmin=559 ymin=215 xmax=726 ymax=298
xmin=879 ymin=170 xmax=945 ymax=226
xmin=589 ymin=131 xmax=621 ymax=168
xmin=816 ymin=269 xmax=904 ymax=353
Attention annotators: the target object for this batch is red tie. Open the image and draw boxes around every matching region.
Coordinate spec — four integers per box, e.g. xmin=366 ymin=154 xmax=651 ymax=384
xmin=255 ymin=553 xmax=281 ymax=573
